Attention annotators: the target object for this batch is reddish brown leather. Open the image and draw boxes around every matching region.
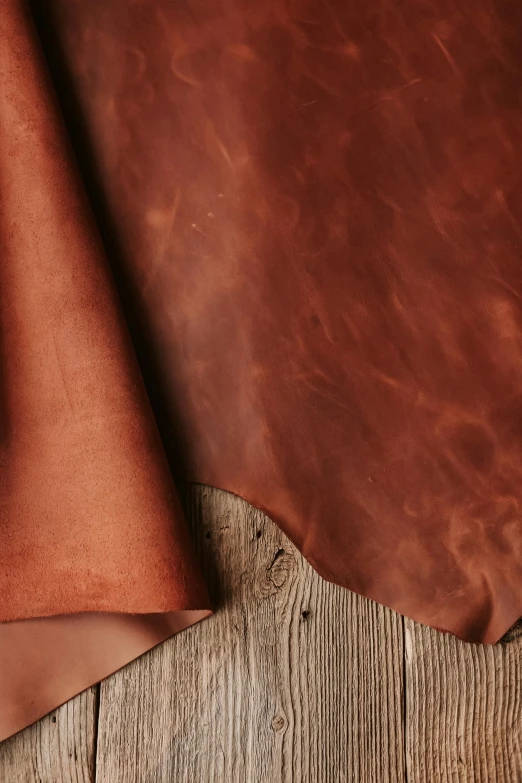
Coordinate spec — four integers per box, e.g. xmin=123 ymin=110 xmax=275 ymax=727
xmin=0 ymin=0 xmax=210 ymax=742
xmin=2 ymin=0 xmax=522 ymax=741
xmin=32 ymin=0 xmax=522 ymax=645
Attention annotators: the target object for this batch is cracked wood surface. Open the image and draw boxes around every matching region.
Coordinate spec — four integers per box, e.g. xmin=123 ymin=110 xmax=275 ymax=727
xmin=1 ymin=484 xmax=521 ymax=781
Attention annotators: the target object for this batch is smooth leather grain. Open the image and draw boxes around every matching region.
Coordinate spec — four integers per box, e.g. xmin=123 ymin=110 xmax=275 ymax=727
xmin=35 ymin=0 xmax=522 ymax=643
xmin=2 ymin=0 xmax=522 ymax=742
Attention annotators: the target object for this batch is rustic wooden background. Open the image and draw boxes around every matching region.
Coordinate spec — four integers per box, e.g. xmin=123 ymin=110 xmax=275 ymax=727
xmin=1 ymin=484 xmax=521 ymax=782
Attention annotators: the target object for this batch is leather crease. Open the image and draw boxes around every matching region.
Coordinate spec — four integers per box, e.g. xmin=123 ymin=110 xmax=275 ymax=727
xmin=2 ymin=0 xmax=522 ymax=740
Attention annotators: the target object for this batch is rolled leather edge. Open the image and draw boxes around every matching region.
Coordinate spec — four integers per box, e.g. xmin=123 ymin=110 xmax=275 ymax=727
xmin=0 ymin=0 xmax=211 ymax=740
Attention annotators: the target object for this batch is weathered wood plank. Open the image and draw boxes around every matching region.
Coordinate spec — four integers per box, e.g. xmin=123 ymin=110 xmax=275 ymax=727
xmin=0 ymin=686 xmax=97 ymax=783
xmin=405 ymin=619 xmax=522 ymax=782
xmin=95 ymin=484 xmax=405 ymax=782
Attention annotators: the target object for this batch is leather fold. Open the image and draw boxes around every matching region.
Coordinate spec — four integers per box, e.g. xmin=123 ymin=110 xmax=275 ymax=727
xmin=0 ymin=0 xmax=210 ymax=741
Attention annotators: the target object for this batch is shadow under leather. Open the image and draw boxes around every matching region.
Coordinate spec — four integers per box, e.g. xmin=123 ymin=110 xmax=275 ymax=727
xmin=29 ymin=0 xmax=200 ymax=486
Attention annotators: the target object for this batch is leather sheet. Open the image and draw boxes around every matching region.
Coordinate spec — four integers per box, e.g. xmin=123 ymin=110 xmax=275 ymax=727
xmin=0 ymin=0 xmax=210 ymax=741
xmin=2 ymin=0 xmax=522 ymax=740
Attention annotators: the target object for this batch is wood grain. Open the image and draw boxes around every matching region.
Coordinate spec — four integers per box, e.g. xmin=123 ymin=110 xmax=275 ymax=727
xmin=405 ymin=619 xmax=522 ymax=782
xmin=0 ymin=686 xmax=97 ymax=783
xmin=95 ymin=484 xmax=405 ymax=783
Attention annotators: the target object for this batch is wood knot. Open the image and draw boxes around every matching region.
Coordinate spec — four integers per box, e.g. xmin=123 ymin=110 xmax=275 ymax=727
xmin=267 ymin=548 xmax=295 ymax=589
xmin=271 ymin=714 xmax=287 ymax=733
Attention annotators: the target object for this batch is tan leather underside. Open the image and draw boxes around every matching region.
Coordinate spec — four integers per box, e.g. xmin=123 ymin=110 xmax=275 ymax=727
xmin=0 ymin=611 xmax=210 ymax=741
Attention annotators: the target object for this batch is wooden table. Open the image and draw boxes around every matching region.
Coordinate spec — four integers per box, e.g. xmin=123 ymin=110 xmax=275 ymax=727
xmin=1 ymin=484 xmax=521 ymax=782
